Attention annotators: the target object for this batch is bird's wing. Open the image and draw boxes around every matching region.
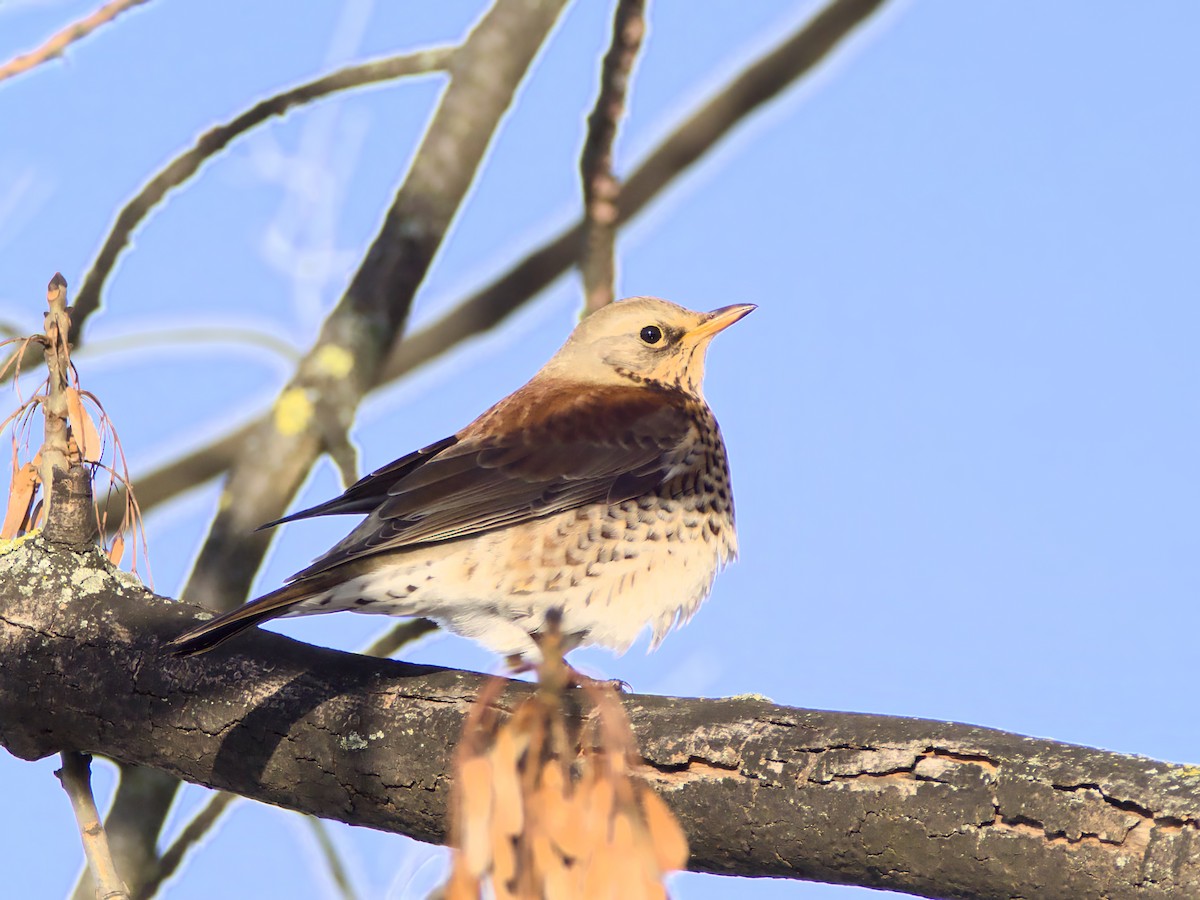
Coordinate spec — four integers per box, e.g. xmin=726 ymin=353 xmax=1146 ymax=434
xmin=288 ymin=383 xmax=697 ymax=580
xmin=259 ymin=435 xmax=460 ymax=527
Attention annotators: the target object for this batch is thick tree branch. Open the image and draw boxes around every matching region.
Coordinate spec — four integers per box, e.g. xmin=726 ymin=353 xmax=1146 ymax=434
xmin=1 ymin=537 xmax=1196 ymax=900
xmin=181 ymin=0 xmax=568 ymax=618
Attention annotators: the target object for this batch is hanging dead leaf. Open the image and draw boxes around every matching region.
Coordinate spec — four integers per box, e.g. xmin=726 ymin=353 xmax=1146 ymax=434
xmin=459 ymin=754 xmax=494 ymax=878
xmin=107 ymin=531 xmax=125 ymax=565
xmin=1 ymin=462 xmax=38 ymax=539
xmin=65 ymin=387 xmax=103 ymax=462
xmin=638 ymin=785 xmax=689 ymax=872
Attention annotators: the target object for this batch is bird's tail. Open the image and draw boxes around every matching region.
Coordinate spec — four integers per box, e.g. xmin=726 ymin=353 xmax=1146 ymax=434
xmin=165 ymin=580 xmax=320 ymax=657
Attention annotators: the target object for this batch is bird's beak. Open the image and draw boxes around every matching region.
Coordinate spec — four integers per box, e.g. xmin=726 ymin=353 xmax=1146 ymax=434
xmin=685 ymin=304 xmax=757 ymax=343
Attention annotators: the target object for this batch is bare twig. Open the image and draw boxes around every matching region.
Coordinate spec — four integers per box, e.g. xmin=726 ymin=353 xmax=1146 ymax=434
xmin=0 ymin=0 xmax=152 ymax=86
xmin=579 ymin=0 xmax=647 ymax=314
xmin=79 ymin=326 xmax=303 ymax=366
xmin=306 ymin=818 xmax=358 ymax=900
xmin=67 ymin=44 xmax=455 ymax=349
xmin=96 ymin=0 xmax=889 ymax=532
xmin=132 ymin=791 xmax=237 ymax=900
xmin=55 ymin=752 xmax=130 ymax=900
xmin=39 ymin=273 xmax=72 ymax=509
xmin=362 ymin=618 xmax=439 ymax=658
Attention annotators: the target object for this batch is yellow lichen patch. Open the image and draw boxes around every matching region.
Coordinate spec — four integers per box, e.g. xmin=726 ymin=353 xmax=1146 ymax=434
xmin=315 ymin=345 xmax=355 ymax=379
xmin=1176 ymin=765 xmax=1200 ymax=778
xmin=274 ymin=388 xmax=314 ymax=436
xmin=0 ymin=530 xmax=40 ymax=556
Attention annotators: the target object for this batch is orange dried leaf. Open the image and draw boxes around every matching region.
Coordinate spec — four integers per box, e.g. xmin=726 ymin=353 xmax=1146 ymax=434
xmin=107 ymin=532 xmax=125 ymax=565
xmin=535 ymin=761 xmax=569 ymax=837
xmin=458 ymin=754 xmax=494 ymax=877
xmin=443 ymin=862 xmax=480 ymax=900
xmin=1 ymin=462 xmax=38 ymax=538
xmin=65 ymin=387 xmax=103 ymax=462
xmin=490 ymin=726 xmax=525 ymax=838
xmin=540 ymin=848 xmax=575 ymax=900
xmin=584 ymin=774 xmax=615 ymax=842
xmin=529 ymin=832 xmax=564 ymax=888
xmin=488 ymin=810 xmax=517 ymax=899
xmin=639 ymin=785 xmax=689 ymax=872
xmin=582 ymin=833 xmax=624 ymax=900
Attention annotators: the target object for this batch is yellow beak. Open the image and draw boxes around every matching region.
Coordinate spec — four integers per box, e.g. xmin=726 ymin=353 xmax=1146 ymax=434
xmin=685 ymin=303 xmax=757 ymax=343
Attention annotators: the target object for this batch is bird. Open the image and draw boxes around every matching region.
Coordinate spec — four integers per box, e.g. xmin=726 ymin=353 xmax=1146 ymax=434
xmin=167 ymin=296 xmax=754 ymax=667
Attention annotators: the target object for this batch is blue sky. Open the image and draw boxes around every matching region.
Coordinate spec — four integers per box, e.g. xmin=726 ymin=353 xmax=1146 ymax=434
xmin=2 ymin=1 xmax=1197 ymax=897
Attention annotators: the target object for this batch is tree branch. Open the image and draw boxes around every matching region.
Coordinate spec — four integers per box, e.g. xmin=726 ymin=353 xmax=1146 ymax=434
xmin=55 ymin=752 xmax=131 ymax=900
xmin=2 ymin=537 xmax=1196 ymax=900
xmin=0 ymin=0 xmax=152 ymax=86
xmin=579 ymin=0 xmax=646 ymax=313
xmin=132 ymin=790 xmax=236 ymax=900
xmin=69 ymin=44 xmax=455 ymax=350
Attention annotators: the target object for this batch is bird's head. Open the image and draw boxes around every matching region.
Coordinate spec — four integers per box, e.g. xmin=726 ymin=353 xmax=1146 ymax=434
xmin=548 ymin=296 xmax=756 ymax=395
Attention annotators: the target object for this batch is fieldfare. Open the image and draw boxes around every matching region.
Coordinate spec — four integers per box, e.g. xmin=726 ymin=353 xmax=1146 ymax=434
xmin=168 ymin=296 xmax=754 ymax=665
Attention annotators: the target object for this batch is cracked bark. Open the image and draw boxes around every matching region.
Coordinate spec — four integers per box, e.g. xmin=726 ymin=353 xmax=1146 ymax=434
xmin=2 ymin=537 xmax=1196 ymax=899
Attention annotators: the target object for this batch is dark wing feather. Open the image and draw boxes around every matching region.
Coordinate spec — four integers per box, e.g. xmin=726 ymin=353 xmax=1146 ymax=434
xmin=288 ymin=384 xmax=695 ymax=581
xmin=258 ymin=435 xmax=459 ymax=529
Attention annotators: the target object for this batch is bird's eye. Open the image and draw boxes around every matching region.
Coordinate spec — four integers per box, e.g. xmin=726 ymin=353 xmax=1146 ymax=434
xmin=639 ymin=325 xmax=663 ymax=345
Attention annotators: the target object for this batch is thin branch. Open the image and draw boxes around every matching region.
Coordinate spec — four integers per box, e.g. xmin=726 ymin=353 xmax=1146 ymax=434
xmin=132 ymin=791 xmax=237 ymax=900
xmin=579 ymin=0 xmax=647 ymax=314
xmin=97 ymin=0 xmax=889 ymax=530
xmin=362 ymin=618 xmax=439 ymax=658
xmin=66 ymin=44 xmax=454 ymax=348
xmin=39 ymin=273 xmax=72 ymax=510
xmin=305 ymin=817 xmax=359 ymax=900
xmin=55 ymin=752 xmax=130 ymax=900
xmin=0 ymin=0 xmax=151 ymax=86
xmin=79 ymin=326 xmax=303 ymax=366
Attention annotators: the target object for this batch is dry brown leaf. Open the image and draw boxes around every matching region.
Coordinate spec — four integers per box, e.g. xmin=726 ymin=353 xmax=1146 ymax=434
xmin=488 ymin=811 xmax=517 ymax=900
xmin=529 ymin=832 xmax=563 ymax=892
xmin=459 ymin=754 xmax=494 ymax=878
xmin=65 ymin=386 xmax=103 ymax=463
xmin=584 ymin=772 xmax=615 ymax=842
xmin=536 ymin=762 xmax=572 ymax=851
xmin=639 ymin=785 xmax=689 ymax=872
xmin=107 ymin=531 xmax=125 ymax=565
xmin=1 ymin=462 xmax=38 ymax=538
xmin=443 ymin=863 xmax=480 ymax=900
xmin=490 ymin=726 xmax=525 ymax=838
xmin=582 ymin=832 xmax=622 ymax=900
xmin=540 ymin=845 xmax=575 ymax=900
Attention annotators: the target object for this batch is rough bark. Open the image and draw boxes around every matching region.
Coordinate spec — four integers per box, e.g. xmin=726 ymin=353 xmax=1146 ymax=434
xmin=1 ymin=535 xmax=1196 ymax=899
